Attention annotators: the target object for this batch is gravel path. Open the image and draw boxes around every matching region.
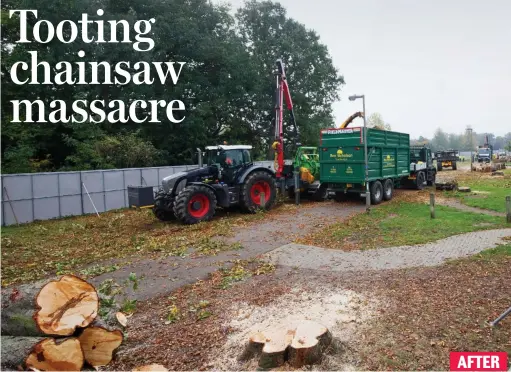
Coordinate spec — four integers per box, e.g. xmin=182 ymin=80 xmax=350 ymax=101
xmin=90 ymin=201 xmax=365 ymax=301
xmin=264 ymin=228 xmax=511 ymax=272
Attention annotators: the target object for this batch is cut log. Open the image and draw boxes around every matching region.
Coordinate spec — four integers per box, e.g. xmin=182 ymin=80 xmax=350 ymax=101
xmin=133 ymin=364 xmax=169 ymax=371
xmin=1 ymin=280 xmax=48 ymax=336
xmin=258 ymin=326 xmax=296 ymax=369
xmin=1 ymin=336 xmax=45 ymax=370
xmin=287 ymin=320 xmax=332 ymax=368
xmin=78 ymin=326 xmax=123 ymax=367
xmin=25 ymin=338 xmax=84 ymax=371
xmin=34 ymin=275 xmax=99 ymax=336
xmin=458 ymin=187 xmax=471 ymax=193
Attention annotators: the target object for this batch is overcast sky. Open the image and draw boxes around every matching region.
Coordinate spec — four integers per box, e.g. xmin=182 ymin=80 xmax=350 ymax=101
xmin=218 ymin=0 xmax=511 ymax=138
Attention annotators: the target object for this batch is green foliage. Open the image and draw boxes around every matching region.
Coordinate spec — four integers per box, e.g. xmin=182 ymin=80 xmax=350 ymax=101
xmin=1 ymin=0 xmax=344 ymax=172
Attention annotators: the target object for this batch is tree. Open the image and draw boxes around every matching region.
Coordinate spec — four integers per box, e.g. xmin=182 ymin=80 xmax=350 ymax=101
xmin=431 ymin=129 xmax=449 ymax=151
xmin=1 ymin=0 xmax=344 ymax=172
xmin=235 ymin=0 xmax=344 ymax=157
xmin=367 ymin=113 xmax=391 ymax=130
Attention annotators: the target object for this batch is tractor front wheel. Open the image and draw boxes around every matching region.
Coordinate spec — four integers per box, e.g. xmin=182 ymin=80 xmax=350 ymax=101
xmin=240 ymin=171 xmax=277 ymax=213
xmin=153 ymin=191 xmax=175 ymax=221
xmin=173 ymin=185 xmax=217 ymax=224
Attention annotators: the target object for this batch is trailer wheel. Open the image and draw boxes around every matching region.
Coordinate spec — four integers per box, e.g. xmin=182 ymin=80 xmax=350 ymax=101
xmin=452 ymin=161 xmax=457 ymax=170
xmin=370 ymin=181 xmax=383 ymax=205
xmin=312 ymin=184 xmax=328 ymax=202
xmin=383 ymin=179 xmax=394 ymax=201
xmin=333 ymin=192 xmax=346 ymax=202
xmin=416 ymin=172 xmax=425 ymax=190
xmin=240 ymin=171 xmax=277 ymax=213
xmin=173 ymin=185 xmax=217 ymax=224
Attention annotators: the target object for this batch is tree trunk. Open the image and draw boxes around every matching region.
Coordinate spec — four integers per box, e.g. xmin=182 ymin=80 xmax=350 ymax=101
xmin=2 ymin=275 xmax=99 ymax=337
xmin=34 ymin=275 xmax=99 ymax=336
xmin=78 ymin=326 xmax=123 ymax=367
xmin=0 ymin=336 xmax=45 ymax=370
xmin=1 ymin=280 xmax=48 ymax=336
xmin=25 ymin=337 xmax=84 ymax=371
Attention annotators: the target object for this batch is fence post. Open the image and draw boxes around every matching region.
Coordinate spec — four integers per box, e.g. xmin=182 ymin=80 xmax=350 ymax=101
xmin=79 ymin=172 xmax=85 ymax=215
xmin=506 ymin=196 xmax=511 ymax=223
xmin=430 ymin=192 xmax=435 ymax=219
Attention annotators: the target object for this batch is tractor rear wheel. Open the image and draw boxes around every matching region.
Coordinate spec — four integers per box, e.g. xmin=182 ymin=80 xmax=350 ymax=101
xmin=437 ymin=162 xmax=443 ymax=171
xmin=383 ymin=179 xmax=394 ymax=201
xmin=173 ymin=185 xmax=217 ymax=224
xmin=240 ymin=171 xmax=277 ymax=213
xmin=370 ymin=181 xmax=383 ymax=205
xmin=452 ymin=161 xmax=457 ymax=170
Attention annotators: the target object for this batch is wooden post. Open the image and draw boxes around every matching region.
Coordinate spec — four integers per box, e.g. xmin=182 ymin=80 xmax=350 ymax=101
xmin=294 ymin=170 xmax=300 ymax=205
xmin=430 ymin=192 xmax=435 ymax=219
xmin=506 ymin=196 xmax=511 ymax=223
xmin=260 ymin=192 xmax=266 ymax=208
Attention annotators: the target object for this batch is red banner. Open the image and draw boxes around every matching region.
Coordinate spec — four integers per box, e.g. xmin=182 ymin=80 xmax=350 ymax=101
xmin=450 ymin=352 xmax=508 ymax=371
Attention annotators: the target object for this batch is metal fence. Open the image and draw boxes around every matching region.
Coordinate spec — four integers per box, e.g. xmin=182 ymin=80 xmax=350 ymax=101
xmin=1 ymin=161 xmax=275 ymax=226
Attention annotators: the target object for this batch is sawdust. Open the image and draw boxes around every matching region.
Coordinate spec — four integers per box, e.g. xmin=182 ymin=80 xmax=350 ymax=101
xmin=211 ymin=288 xmax=378 ymax=370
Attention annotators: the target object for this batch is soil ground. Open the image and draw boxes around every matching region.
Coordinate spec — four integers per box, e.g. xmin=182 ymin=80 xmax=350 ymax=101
xmin=3 ymin=160 xmax=510 ymax=371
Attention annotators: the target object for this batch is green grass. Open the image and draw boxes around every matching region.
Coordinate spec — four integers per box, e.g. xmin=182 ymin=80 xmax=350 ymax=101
xmin=297 ymin=201 xmax=507 ymax=250
xmin=473 ymin=242 xmax=511 ymax=259
xmin=451 ymin=177 xmax=511 ymax=213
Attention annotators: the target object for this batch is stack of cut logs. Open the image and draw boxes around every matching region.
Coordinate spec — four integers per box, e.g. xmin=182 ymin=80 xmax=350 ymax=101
xmin=472 ymin=162 xmax=506 ymax=173
xmin=1 ymin=275 xmax=123 ymax=371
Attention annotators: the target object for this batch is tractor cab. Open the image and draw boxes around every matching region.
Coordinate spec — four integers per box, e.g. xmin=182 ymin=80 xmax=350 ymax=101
xmin=204 ymin=145 xmax=253 ymax=184
xmin=410 ymin=146 xmax=433 ymax=167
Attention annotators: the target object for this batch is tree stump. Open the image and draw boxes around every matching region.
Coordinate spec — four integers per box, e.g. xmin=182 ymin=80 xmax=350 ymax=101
xmin=288 ymin=321 xmax=332 ymax=368
xmin=244 ymin=321 xmax=332 ymax=369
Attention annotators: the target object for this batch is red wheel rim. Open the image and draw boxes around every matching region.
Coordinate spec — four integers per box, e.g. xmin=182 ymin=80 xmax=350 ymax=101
xmin=188 ymin=194 xmax=210 ymax=218
xmin=250 ymin=181 xmax=271 ymax=205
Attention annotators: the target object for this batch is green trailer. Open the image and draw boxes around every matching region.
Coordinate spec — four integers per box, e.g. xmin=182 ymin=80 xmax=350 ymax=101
xmin=319 ymin=127 xmax=436 ymax=204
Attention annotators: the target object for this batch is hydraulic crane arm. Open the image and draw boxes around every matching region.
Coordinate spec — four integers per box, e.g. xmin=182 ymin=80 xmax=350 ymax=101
xmin=272 ymin=59 xmax=296 ymax=178
xmin=339 ymin=111 xmax=364 ymax=129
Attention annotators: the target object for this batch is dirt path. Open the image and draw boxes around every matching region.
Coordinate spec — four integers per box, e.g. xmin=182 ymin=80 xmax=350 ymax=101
xmin=90 ymin=201 xmax=365 ymax=300
xmin=265 ymin=228 xmax=511 ymax=272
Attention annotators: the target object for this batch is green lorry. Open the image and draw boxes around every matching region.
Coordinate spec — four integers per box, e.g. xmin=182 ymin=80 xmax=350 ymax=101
xmin=319 ymin=127 xmax=436 ymax=204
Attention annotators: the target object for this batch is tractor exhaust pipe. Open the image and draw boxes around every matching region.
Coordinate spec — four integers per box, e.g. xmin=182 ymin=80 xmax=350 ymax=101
xmin=197 ymin=148 xmax=203 ymax=168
